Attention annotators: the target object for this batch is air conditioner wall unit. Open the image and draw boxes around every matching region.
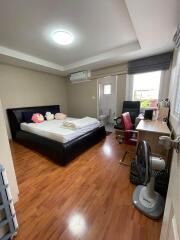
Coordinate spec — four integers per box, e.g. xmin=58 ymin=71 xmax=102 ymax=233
xmin=70 ymin=71 xmax=91 ymax=83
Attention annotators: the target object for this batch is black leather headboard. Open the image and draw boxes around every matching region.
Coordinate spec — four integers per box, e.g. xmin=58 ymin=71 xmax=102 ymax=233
xmin=7 ymin=105 xmax=60 ymax=139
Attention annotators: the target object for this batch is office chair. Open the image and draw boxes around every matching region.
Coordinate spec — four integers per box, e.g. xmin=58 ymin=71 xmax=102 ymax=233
xmin=114 ymin=101 xmax=140 ymax=130
xmin=118 ymin=112 xmax=138 ymax=166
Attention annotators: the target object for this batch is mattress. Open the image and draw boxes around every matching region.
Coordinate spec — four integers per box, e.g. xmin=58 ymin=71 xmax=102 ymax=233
xmin=20 ymin=118 xmax=100 ymax=143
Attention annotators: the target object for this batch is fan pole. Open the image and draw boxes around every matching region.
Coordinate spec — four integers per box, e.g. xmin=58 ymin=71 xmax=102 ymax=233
xmin=146 ymin=176 xmax=156 ymax=199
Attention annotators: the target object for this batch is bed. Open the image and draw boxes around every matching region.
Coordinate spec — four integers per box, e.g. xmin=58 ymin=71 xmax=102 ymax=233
xmin=7 ymin=105 xmax=106 ymax=165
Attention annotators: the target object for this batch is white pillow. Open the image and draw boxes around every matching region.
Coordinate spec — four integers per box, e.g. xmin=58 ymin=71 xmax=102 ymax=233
xmin=45 ymin=112 xmax=54 ymax=121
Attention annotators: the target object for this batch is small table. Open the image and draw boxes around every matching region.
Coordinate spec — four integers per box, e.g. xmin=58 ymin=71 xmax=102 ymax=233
xmin=136 ymin=120 xmax=171 ymax=160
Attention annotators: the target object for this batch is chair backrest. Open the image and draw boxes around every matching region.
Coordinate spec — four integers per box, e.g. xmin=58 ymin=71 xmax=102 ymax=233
xmin=121 ymin=112 xmax=133 ymax=131
xmin=121 ymin=112 xmax=135 ymax=144
xmin=122 ymin=101 xmax=140 ymax=124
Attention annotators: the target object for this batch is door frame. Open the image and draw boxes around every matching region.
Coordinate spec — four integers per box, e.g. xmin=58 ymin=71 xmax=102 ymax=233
xmin=97 ymin=75 xmax=118 ymax=121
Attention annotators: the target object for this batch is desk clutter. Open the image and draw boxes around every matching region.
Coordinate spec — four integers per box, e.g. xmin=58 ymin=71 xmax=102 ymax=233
xmin=0 ymin=165 xmax=18 ymax=240
xmin=157 ymin=107 xmax=170 ymax=122
xmin=114 ymin=99 xmax=170 ymax=133
xmin=137 ymin=99 xmax=170 ymax=122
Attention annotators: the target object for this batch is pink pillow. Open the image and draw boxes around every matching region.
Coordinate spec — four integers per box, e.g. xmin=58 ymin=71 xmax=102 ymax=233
xmin=55 ymin=113 xmax=67 ymax=120
xmin=31 ymin=113 xmax=44 ymax=123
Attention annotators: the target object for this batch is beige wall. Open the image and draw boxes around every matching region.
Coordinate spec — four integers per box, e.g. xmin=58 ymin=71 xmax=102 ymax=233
xmin=67 ymin=80 xmax=97 ymax=118
xmin=66 ymin=63 xmax=128 ymax=118
xmin=0 ymin=63 xmax=128 ymax=130
xmin=67 ymin=74 xmax=127 ymax=118
xmin=0 ymin=64 xmax=67 ymax=137
xmin=0 ymin=99 xmax=19 ymax=202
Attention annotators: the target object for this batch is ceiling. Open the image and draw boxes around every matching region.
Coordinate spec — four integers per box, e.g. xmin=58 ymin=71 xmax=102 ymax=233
xmin=0 ymin=0 xmax=178 ymax=75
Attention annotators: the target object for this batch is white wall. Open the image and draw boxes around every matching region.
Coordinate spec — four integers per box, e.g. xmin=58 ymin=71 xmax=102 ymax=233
xmin=0 ymin=64 xmax=67 ymax=137
xmin=0 ymin=99 xmax=19 ymax=202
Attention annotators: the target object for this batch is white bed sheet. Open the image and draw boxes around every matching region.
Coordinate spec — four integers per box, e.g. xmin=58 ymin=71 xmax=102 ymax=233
xmin=20 ymin=118 xmax=100 ymax=143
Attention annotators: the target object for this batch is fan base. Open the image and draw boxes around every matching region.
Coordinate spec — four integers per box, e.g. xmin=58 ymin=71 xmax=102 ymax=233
xmin=133 ymin=185 xmax=165 ymax=219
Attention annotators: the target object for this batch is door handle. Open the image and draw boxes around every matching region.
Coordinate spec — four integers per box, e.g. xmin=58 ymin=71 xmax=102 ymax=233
xmin=159 ymin=136 xmax=180 ymax=153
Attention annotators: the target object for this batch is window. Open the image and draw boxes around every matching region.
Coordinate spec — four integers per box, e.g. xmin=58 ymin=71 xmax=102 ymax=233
xmin=132 ymin=71 xmax=161 ymax=108
xmin=103 ymin=84 xmax=112 ymax=95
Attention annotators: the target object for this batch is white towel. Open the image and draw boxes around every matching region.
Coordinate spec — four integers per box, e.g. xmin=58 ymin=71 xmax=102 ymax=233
xmin=63 ymin=117 xmax=99 ymax=130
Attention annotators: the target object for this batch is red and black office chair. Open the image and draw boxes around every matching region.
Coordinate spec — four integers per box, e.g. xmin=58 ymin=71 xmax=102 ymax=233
xmin=114 ymin=101 xmax=140 ymax=130
xmin=118 ymin=112 xmax=138 ymax=166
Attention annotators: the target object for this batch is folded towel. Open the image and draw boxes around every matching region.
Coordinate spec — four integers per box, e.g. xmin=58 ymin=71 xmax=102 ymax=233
xmin=63 ymin=117 xmax=99 ymax=130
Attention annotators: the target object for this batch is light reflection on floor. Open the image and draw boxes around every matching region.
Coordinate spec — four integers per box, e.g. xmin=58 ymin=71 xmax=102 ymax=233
xmin=68 ymin=213 xmax=87 ymax=237
xmin=102 ymin=144 xmax=112 ymax=156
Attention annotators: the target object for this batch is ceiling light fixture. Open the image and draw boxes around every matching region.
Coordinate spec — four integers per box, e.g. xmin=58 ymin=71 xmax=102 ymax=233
xmin=52 ymin=30 xmax=74 ymax=45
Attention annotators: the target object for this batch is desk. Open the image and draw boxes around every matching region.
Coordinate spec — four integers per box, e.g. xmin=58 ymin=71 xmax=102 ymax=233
xmin=136 ymin=120 xmax=171 ymax=160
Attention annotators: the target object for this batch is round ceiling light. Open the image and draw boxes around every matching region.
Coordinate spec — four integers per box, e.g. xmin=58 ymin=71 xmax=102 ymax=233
xmin=52 ymin=30 xmax=74 ymax=45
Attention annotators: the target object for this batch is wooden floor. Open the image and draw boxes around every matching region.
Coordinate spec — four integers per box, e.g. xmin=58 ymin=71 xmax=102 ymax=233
xmin=11 ymin=134 xmax=162 ymax=240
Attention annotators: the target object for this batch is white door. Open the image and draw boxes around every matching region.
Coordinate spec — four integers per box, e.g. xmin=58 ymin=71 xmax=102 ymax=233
xmin=160 ymin=49 xmax=180 ymax=240
xmin=98 ymin=76 xmax=117 ymax=123
xmin=160 ymin=141 xmax=180 ymax=240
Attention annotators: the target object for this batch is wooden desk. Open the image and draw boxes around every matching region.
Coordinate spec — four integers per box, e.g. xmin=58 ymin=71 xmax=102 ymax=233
xmin=136 ymin=120 xmax=171 ymax=160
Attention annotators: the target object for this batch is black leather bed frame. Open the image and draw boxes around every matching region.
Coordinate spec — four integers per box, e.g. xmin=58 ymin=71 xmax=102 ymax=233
xmin=7 ymin=105 xmax=106 ymax=165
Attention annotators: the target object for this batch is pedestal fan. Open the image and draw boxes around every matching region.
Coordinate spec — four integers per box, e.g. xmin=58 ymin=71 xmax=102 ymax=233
xmin=133 ymin=140 xmax=166 ymax=219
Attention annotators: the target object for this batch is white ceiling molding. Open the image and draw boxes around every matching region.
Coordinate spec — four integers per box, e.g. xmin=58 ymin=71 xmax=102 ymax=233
xmin=91 ymin=63 xmax=128 ymax=79
xmin=64 ymin=41 xmax=140 ymax=71
xmin=0 ymin=41 xmax=140 ymax=75
xmin=0 ymin=46 xmax=64 ymax=72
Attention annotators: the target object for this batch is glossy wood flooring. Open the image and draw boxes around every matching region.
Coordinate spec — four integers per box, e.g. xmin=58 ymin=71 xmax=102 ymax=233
xmin=11 ymin=134 xmax=162 ymax=240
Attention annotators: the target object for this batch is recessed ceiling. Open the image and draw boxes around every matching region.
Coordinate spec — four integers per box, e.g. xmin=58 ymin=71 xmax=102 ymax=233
xmin=0 ymin=0 xmax=178 ymax=75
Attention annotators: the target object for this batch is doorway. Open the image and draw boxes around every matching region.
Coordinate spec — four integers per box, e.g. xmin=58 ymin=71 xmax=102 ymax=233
xmin=97 ymin=75 xmax=117 ymax=131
